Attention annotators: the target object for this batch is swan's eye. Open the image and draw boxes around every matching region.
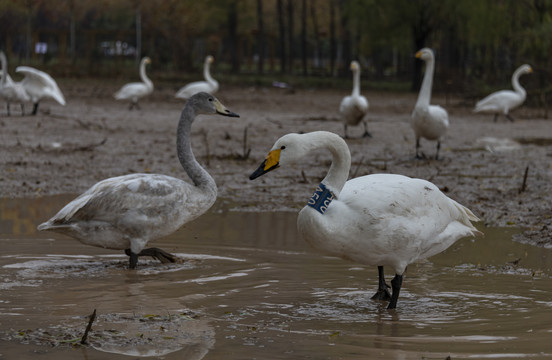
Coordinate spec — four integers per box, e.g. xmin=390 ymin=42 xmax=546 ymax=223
xmin=208 ymin=98 xmax=213 ymax=102
xmin=281 ymin=146 xmax=286 ymax=150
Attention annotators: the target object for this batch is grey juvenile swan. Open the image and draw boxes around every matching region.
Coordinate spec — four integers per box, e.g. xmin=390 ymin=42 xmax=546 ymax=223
xmin=38 ymin=92 xmax=239 ymax=269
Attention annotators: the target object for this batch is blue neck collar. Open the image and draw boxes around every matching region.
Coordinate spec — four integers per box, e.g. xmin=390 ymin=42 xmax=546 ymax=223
xmin=307 ymin=183 xmax=335 ymax=214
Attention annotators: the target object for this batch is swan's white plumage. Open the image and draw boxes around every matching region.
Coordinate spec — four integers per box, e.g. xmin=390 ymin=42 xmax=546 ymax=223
xmin=339 ymin=61 xmax=369 ymax=138
xmin=250 ymin=131 xmax=481 ymax=308
xmin=474 ymin=64 xmax=532 ymax=120
xmin=114 ymin=57 xmax=153 ymax=107
xmin=411 ymin=48 xmax=449 ymax=159
xmin=38 ymin=92 xmax=239 ymax=268
xmin=0 ymin=51 xmax=30 ymax=113
xmin=15 ymin=65 xmax=65 ymax=106
xmin=175 ymin=56 xmax=219 ymax=99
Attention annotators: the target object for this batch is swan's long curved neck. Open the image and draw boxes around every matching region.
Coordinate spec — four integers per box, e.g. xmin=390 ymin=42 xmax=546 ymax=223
xmin=415 ymin=57 xmax=435 ymax=108
xmin=140 ymin=60 xmax=153 ymax=90
xmin=352 ymin=68 xmax=361 ymax=97
xmin=512 ymin=68 xmax=526 ymax=97
xmin=204 ymin=61 xmax=215 ymax=85
xmin=176 ymin=106 xmax=216 ymax=194
xmin=0 ymin=53 xmax=7 ymax=86
xmin=306 ymin=132 xmax=351 ymax=197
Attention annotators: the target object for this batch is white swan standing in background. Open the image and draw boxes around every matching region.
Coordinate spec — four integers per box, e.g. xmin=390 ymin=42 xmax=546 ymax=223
xmin=0 ymin=51 xmax=30 ymax=116
xmin=339 ymin=60 xmax=370 ymax=138
xmin=175 ymin=55 xmax=219 ymax=100
xmin=15 ymin=65 xmax=65 ymax=115
xmin=411 ymin=48 xmax=449 ymax=160
xmin=474 ymin=64 xmax=532 ymax=122
xmin=250 ymin=131 xmax=481 ymax=310
xmin=114 ymin=56 xmax=153 ymax=110
xmin=38 ymin=92 xmax=239 ymax=269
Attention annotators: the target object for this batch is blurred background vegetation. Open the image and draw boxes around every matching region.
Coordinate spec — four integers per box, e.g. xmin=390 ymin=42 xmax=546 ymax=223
xmin=0 ymin=0 xmax=551 ymax=104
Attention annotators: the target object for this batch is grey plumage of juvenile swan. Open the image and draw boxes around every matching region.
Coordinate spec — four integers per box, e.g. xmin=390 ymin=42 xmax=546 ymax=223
xmin=37 ymin=92 xmax=239 ymax=269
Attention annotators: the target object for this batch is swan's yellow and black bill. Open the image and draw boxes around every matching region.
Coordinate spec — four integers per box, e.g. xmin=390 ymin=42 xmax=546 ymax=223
xmin=415 ymin=50 xmax=422 ymax=58
xmin=215 ymin=99 xmax=240 ymax=118
xmin=249 ymin=149 xmax=281 ymax=180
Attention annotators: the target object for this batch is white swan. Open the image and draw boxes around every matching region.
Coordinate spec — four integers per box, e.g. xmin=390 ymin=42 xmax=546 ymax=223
xmin=175 ymin=56 xmax=219 ymax=100
xmin=38 ymin=92 xmax=239 ymax=269
xmin=411 ymin=48 xmax=449 ymax=159
xmin=114 ymin=56 xmax=153 ymax=110
xmin=339 ymin=60 xmax=370 ymax=138
xmin=474 ymin=64 xmax=532 ymax=122
xmin=15 ymin=65 xmax=65 ymax=115
xmin=0 ymin=51 xmax=30 ymax=116
xmin=250 ymin=131 xmax=481 ymax=309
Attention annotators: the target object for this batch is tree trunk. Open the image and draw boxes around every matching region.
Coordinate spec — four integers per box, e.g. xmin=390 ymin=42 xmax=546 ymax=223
xmin=301 ymin=0 xmax=307 ymax=75
xmin=228 ymin=0 xmax=240 ymax=73
xmin=329 ymin=0 xmax=336 ymax=76
xmin=287 ymin=0 xmax=294 ymax=73
xmin=277 ymin=0 xmax=286 ymax=73
xmin=256 ymin=0 xmax=265 ymax=74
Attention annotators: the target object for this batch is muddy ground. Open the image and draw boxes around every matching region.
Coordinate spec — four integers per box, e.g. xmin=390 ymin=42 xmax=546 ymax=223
xmin=0 ymin=80 xmax=551 ymax=246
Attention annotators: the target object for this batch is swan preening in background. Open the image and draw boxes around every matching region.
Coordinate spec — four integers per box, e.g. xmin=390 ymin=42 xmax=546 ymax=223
xmin=175 ymin=55 xmax=219 ymax=100
xmin=250 ymin=131 xmax=481 ymax=309
xmin=114 ymin=56 xmax=153 ymax=110
xmin=339 ymin=60 xmax=370 ymax=138
xmin=411 ymin=48 xmax=449 ymax=160
xmin=15 ymin=65 xmax=65 ymax=115
xmin=0 ymin=51 xmax=30 ymax=115
xmin=474 ymin=64 xmax=533 ymax=122
xmin=38 ymin=92 xmax=240 ymax=269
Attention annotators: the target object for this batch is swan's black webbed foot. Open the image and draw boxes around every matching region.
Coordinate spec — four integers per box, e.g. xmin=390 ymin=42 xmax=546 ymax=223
xmin=371 ymin=266 xmax=392 ymax=301
xmin=362 ymin=131 xmax=373 ymax=138
xmin=139 ymin=247 xmax=176 ymax=264
xmin=125 ymin=248 xmax=176 ymax=269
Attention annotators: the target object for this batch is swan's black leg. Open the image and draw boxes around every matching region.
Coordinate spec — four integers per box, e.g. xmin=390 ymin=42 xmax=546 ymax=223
xmin=31 ymin=102 xmax=38 ymax=115
xmin=20 ymin=103 xmax=24 ymax=116
xmin=435 ymin=140 xmax=441 ymax=160
xmin=415 ymin=137 xmax=423 ymax=159
xmin=371 ymin=266 xmax=391 ymax=301
xmin=343 ymin=123 xmax=349 ymax=139
xmin=6 ymin=102 xmax=10 ymax=116
xmin=126 ymin=249 xmax=139 ymax=269
xmin=362 ymin=121 xmax=372 ymax=138
xmin=493 ymin=114 xmax=498 ymax=122
xmin=387 ymin=274 xmax=403 ymax=310
xmin=506 ymin=114 xmax=515 ymax=122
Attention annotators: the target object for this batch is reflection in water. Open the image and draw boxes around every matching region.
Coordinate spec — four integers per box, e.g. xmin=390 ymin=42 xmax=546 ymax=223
xmin=0 ymin=196 xmax=551 ymax=359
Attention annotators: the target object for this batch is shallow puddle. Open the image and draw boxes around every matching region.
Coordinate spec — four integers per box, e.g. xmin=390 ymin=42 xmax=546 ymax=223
xmin=0 ymin=196 xmax=551 ymax=359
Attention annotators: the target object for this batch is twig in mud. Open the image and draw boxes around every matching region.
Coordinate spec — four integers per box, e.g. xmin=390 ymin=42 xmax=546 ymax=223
xmin=299 ymin=170 xmax=308 ymax=183
xmin=519 ymin=166 xmax=529 ymax=194
xmin=75 ymin=138 xmax=107 ymax=151
xmin=81 ymin=309 xmax=97 ymax=345
xmin=242 ymin=126 xmax=251 ymax=160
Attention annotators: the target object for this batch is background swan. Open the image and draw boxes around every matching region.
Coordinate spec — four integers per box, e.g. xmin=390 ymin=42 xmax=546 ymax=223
xmin=474 ymin=64 xmax=532 ymax=122
xmin=0 ymin=51 xmax=30 ymax=116
xmin=114 ymin=56 xmax=153 ymax=110
xmin=15 ymin=65 xmax=65 ymax=115
xmin=411 ymin=48 xmax=449 ymax=159
xmin=339 ymin=61 xmax=370 ymax=138
xmin=250 ymin=131 xmax=481 ymax=309
xmin=175 ymin=55 xmax=219 ymax=100
xmin=38 ymin=92 xmax=239 ymax=269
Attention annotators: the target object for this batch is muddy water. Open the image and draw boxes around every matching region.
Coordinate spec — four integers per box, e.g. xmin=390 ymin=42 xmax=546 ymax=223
xmin=0 ymin=196 xmax=551 ymax=359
